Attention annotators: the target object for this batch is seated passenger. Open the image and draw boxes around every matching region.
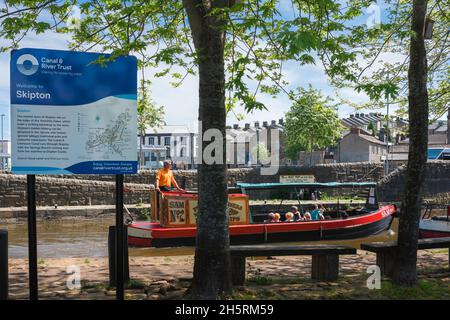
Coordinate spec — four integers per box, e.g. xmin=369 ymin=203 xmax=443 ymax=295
xmin=304 ymin=211 xmax=312 ymax=221
xmin=289 ymin=206 xmax=303 ymax=221
xmin=273 ymin=213 xmax=281 ymax=222
xmin=285 ymin=212 xmax=295 ymax=222
xmin=310 ymin=204 xmax=325 ymax=221
xmin=265 ymin=212 xmax=276 ymax=223
xmin=319 ymin=204 xmax=328 ymax=219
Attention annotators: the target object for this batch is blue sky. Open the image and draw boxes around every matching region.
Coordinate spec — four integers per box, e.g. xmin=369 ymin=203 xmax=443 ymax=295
xmin=0 ymin=0 xmax=398 ymax=138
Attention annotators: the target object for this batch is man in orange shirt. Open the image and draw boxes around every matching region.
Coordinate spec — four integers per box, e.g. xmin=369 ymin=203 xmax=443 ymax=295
xmin=156 ymin=160 xmax=184 ymax=192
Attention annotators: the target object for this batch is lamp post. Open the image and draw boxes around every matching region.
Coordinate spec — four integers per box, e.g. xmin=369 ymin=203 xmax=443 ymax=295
xmin=0 ymin=114 xmax=5 ymax=170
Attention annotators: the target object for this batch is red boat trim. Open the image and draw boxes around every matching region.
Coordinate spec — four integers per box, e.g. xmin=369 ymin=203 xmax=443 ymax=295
xmin=128 ymin=236 xmax=152 ymax=246
xmin=419 ymin=229 xmax=450 ymax=239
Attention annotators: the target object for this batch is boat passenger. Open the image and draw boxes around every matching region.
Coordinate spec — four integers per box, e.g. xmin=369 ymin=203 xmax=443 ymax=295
xmin=304 ymin=212 xmax=312 ymax=221
xmin=310 ymin=204 xmax=325 ymax=221
xmin=285 ymin=212 xmax=295 ymax=222
xmin=155 ymin=160 xmax=184 ymax=192
xmin=265 ymin=212 xmax=276 ymax=223
xmin=319 ymin=204 xmax=329 ymax=219
xmin=289 ymin=206 xmax=303 ymax=221
xmin=273 ymin=213 xmax=281 ymax=222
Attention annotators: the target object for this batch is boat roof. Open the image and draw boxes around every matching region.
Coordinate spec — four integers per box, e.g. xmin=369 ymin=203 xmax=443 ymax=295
xmin=236 ymin=182 xmax=377 ymax=190
xmin=428 ymin=147 xmax=450 ymax=160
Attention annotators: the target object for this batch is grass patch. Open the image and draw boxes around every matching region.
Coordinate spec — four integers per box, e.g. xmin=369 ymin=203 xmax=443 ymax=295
xmin=371 ymin=279 xmax=450 ymax=300
xmin=428 ymin=248 xmax=449 ymax=254
xmin=126 ymin=279 xmax=147 ymax=290
xmin=247 ymin=275 xmax=273 ymax=286
xmin=81 ymin=281 xmax=110 ymax=291
xmin=233 ymin=274 xmax=450 ymax=300
xmin=124 ymin=293 xmax=134 ymax=300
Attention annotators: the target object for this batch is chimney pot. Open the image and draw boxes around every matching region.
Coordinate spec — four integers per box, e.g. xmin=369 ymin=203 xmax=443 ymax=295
xmin=244 ymin=123 xmax=250 ymax=130
xmin=278 ymin=118 xmax=284 ymax=125
xmin=233 ymin=124 xmax=239 ymax=129
xmin=254 ymin=121 xmax=260 ymax=128
xmin=350 ymin=126 xmax=360 ymax=134
xmin=263 ymin=121 xmax=268 ymax=127
xmin=271 ymin=120 xmax=276 ymax=126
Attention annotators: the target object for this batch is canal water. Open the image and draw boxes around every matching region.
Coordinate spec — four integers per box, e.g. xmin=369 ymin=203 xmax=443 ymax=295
xmin=1 ymin=218 xmax=399 ymax=259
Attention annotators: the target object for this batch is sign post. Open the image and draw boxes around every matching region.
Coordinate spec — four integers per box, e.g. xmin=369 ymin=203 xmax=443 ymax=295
xmin=10 ymin=48 xmax=137 ymax=300
xmin=26 ymin=174 xmax=38 ymax=300
xmin=115 ymin=174 xmax=124 ymax=300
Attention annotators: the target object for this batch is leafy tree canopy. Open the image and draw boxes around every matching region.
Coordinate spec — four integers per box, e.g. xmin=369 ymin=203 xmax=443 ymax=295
xmin=333 ymin=0 xmax=449 ymax=120
xmin=1 ymin=0 xmax=384 ymax=113
xmin=137 ymin=79 xmax=165 ymax=136
xmin=284 ymin=85 xmax=342 ymax=159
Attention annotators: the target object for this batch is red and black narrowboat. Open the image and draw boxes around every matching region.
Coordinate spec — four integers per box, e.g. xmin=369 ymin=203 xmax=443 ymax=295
xmin=419 ymin=205 xmax=450 ymax=239
xmin=128 ymin=182 xmax=397 ymax=247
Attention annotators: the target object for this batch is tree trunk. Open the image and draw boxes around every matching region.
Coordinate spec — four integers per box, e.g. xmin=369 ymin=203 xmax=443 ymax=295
xmin=393 ymin=0 xmax=429 ymax=286
xmin=183 ymin=0 xmax=232 ymax=299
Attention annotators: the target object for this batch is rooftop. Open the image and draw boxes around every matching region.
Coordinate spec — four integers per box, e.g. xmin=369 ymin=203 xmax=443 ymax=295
xmin=144 ymin=125 xmax=194 ymax=135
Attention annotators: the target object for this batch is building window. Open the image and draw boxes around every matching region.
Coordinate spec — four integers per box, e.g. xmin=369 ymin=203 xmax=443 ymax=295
xmin=164 ymin=137 xmax=171 ymax=146
xmin=149 ymin=137 xmax=155 ymax=145
xmin=151 ymin=152 xmax=157 ymax=161
xmin=180 ymin=148 xmax=184 ymax=157
xmin=181 ymin=136 xmax=187 ymax=145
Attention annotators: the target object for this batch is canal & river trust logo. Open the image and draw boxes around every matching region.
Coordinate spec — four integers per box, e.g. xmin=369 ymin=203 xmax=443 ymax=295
xmin=16 ymin=54 xmax=39 ymax=76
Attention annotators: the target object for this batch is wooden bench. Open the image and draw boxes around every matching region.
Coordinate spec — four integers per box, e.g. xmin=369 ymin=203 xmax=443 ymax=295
xmin=361 ymin=237 xmax=450 ymax=277
xmin=230 ymin=244 xmax=357 ymax=285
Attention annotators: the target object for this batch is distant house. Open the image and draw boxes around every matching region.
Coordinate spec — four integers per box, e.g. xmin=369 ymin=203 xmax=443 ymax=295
xmin=341 ymin=112 xmax=408 ymax=143
xmin=138 ymin=125 xmax=197 ymax=169
xmin=337 ymin=127 xmax=387 ymax=163
xmin=428 ymin=119 xmax=448 ymax=145
xmin=226 ymin=119 xmax=287 ymax=167
xmin=341 ymin=113 xmax=385 ymax=131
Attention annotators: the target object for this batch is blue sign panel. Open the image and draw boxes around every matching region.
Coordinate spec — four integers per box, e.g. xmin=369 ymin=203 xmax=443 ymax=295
xmin=10 ymin=48 xmax=138 ymax=174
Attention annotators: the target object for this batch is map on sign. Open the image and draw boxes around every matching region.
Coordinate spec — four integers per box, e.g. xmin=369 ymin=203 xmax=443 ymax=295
xmin=86 ymin=109 xmax=132 ymax=156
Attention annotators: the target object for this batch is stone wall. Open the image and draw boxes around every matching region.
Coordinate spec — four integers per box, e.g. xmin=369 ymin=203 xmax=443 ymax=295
xmin=378 ymin=161 xmax=450 ymax=201
xmin=0 ymin=163 xmax=384 ymax=207
xmin=0 ymin=174 xmax=153 ymax=207
xmin=0 ymin=161 xmax=447 ymax=207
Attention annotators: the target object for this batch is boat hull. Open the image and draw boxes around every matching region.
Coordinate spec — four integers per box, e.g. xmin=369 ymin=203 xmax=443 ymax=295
xmin=419 ymin=218 xmax=450 ymax=239
xmin=128 ymin=205 xmax=396 ymax=248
